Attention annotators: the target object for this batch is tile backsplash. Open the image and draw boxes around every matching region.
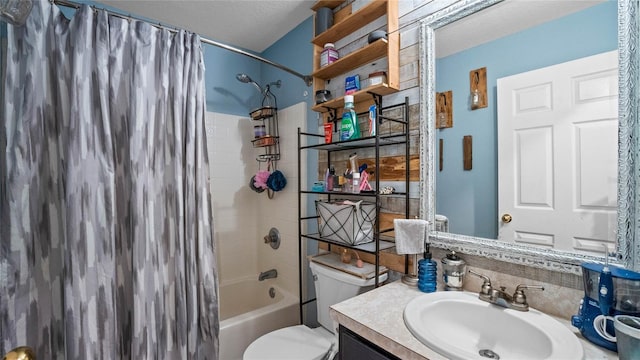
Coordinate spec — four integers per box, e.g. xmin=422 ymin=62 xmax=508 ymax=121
xmin=430 ymin=247 xmax=583 ymax=319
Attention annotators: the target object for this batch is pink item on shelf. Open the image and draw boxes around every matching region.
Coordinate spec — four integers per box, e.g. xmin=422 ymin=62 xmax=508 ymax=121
xmin=359 ymin=171 xmax=373 ymax=191
xmin=254 ymin=170 xmax=271 ymax=189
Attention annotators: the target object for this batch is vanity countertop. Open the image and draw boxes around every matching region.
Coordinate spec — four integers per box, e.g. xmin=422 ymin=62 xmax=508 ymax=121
xmin=329 ymin=280 xmax=618 ymax=360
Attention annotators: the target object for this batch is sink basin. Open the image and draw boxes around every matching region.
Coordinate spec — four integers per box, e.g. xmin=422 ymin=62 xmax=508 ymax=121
xmin=404 ymin=291 xmax=583 ymax=360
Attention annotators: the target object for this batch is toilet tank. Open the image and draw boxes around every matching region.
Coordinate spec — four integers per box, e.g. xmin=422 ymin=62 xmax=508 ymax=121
xmin=309 ymin=260 xmax=388 ymax=333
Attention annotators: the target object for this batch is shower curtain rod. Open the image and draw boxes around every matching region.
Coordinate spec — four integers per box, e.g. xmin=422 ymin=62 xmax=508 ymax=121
xmin=53 ymin=0 xmax=313 ymax=86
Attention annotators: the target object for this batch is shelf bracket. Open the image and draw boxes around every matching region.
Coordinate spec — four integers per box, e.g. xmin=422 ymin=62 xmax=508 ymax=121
xmin=324 ymin=106 xmax=338 ymax=122
xmin=369 ymin=92 xmax=383 ymax=109
xmin=324 ymin=107 xmax=339 ymax=132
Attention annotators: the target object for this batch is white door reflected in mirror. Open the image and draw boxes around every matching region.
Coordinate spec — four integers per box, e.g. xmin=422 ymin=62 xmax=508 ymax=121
xmin=497 ymin=50 xmax=618 ymax=256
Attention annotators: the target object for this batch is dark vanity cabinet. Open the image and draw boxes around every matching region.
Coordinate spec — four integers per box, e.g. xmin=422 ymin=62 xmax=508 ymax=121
xmin=339 ymin=325 xmax=400 ymax=360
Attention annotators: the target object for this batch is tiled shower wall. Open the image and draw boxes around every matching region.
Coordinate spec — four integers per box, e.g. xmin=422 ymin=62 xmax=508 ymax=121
xmin=205 ymin=102 xmax=306 ymax=297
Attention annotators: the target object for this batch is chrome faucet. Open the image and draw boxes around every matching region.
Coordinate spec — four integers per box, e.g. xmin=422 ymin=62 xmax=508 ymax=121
xmin=258 ymin=269 xmax=278 ymax=281
xmin=468 ymin=270 xmax=544 ymax=311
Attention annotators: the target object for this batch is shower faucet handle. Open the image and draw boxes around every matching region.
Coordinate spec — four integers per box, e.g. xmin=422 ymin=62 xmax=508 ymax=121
xmin=263 ymin=227 xmax=280 ymax=249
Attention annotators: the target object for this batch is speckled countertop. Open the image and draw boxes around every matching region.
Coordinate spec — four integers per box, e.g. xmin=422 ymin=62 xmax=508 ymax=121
xmin=329 ymin=280 xmax=618 ymax=360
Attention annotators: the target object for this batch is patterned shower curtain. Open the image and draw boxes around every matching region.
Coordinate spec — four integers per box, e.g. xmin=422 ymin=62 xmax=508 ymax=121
xmin=0 ymin=1 xmax=219 ymax=359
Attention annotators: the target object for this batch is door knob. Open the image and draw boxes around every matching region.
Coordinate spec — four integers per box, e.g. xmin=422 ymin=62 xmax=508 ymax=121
xmin=3 ymin=346 xmax=35 ymax=360
xmin=501 ymin=214 xmax=512 ymax=223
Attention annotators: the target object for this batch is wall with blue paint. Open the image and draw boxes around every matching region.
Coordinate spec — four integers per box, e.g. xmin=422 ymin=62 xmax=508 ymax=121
xmin=203 ymin=45 xmax=263 ymax=116
xmin=435 ymin=1 xmax=617 ymax=239
xmin=260 ymin=17 xmax=313 ymax=112
xmin=202 ymin=12 xmax=314 ymax=118
xmin=261 ymin=16 xmax=319 ymax=236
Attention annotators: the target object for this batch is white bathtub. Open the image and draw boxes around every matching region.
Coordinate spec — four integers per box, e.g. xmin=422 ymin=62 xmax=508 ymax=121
xmin=219 ymin=278 xmax=299 ymax=360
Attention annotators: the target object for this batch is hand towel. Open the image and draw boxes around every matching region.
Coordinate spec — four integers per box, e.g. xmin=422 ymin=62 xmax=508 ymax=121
xmin=394 ymin=219 xmax=428 ymax=255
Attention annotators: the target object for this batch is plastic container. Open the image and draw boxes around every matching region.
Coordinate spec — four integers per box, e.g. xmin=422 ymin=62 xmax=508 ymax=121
xmin=323 ymin=123 xmax=333 ymax=143
xmin=418 ymin=248 xmax=437 ymax=293
xmin=367 ymin=71 xmax=387 ymax=87
xmin=368 ymin=105 xmax=376 ymax=136
xmin=254 ymin=124 xmax=266 ymax=138
xmin=315 ymin=89 xmax=332 ymax=104
xmin=614 ymin=315 xmax=640 ymax=360
xmin=340 ymin=95 xmax=360 ymax=141
xmin=441 ymin=251 xmax=466 ymax=291
xmin=352 ymin=172 xmax=361 ymax=194
xmin=320 ymin=43 xmax=339 ymax=67
xmin=315 ymin=7 xmax=333 ymax=36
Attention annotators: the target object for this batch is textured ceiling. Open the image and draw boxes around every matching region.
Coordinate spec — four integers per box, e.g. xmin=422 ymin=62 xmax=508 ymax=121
xmin=98 ymin=1 xmax=604 ymax=56
xmin=99 ymin=0 xmax=315 ymax=53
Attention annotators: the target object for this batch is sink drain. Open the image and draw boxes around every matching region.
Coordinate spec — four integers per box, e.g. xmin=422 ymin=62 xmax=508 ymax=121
xmin=479 ymin=349 xmax=500 ymax=359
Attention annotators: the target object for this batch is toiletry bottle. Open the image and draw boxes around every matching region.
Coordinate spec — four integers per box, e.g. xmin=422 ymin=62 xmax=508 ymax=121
xmin=418 ymin=245 xmax=437 ymax=293
xmin=352 ymin=172 xmax=360 ymax=194
xmin=340 ymin=248 xmax=352 ymax=264
xmin=328 ymin=167 xmax=335 ymax=191
xmin=368 ymin=104 xmax=377 ymax=136
xmin=331 ymin=167 xmax=339 ymax=191
xmin=324 ymin=168 xmax=331 ymax=192
xmin=340 ymin=95 xmax=360 ymax=141
xmin=320 ymin=43 xmax=339 ymax=67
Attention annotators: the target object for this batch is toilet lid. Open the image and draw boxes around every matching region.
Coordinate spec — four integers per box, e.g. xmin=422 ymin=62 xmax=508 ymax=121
xmin=243 ymin=325 xmax=333 ymax=360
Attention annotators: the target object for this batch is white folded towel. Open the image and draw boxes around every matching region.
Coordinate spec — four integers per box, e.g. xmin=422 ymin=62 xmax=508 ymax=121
xmin=394 ymin=219 xmax=428 ymax=255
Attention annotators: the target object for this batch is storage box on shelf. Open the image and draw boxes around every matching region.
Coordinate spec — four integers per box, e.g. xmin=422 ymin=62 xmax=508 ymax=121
xmin=311 ymin=0 xmax=399 ymax=118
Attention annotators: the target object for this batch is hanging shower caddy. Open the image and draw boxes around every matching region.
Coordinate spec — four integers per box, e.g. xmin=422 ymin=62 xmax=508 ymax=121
xmin=249 ymin=81 xmax=283 ymax=199
xmin=251 ymin=82 xmax=280 ymax=163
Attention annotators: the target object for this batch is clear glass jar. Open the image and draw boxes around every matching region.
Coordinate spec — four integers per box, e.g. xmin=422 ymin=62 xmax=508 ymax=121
xmin=320 ymin=43 xmax=339 ymax=67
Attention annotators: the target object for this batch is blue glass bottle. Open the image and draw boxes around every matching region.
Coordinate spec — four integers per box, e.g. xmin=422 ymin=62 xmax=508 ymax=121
xmin=418 ymin=252 xmax=437 ymax=293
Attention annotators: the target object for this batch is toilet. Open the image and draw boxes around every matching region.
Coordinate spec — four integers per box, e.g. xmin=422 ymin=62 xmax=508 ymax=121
xmin=243 ymin=257 xmax=387 ymax=360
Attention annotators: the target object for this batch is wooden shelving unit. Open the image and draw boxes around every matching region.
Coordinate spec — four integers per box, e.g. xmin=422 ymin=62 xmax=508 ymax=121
xmin=311 ymin=0 xmax=399 ymax=117
xmin=311 ymin=0 xmax=344 ymax=11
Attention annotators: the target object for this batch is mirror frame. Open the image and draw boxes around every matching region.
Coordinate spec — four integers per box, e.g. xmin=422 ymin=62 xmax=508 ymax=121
xmin=419 ymin=0 xmax=639 ymax=274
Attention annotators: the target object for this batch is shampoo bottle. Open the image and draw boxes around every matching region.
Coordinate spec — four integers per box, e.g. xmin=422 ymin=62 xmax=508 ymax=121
xmin=340 ymin=95 xmax=360 ymax=141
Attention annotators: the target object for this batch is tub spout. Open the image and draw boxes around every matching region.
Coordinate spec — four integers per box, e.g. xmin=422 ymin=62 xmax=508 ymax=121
xmin=259 ymin=269 xmax=278 ymax=281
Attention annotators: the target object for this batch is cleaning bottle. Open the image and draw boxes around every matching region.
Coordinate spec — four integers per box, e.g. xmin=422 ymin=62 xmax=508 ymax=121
xmin=340 ymin=95 xmax=360 ymax=141
xmin=418 ymin=244 xmax=437 ymax=293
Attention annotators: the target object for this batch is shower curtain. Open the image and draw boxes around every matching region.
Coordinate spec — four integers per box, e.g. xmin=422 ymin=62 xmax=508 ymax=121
xmin=0 ymin=1 xmax=219 ymax=359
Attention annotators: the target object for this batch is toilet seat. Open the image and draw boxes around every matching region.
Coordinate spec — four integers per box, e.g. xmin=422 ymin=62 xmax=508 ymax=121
xmin=243 ymin=325 xmax=334 ymax=360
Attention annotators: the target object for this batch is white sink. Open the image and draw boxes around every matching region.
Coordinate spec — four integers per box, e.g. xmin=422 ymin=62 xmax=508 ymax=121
xmin=403 ymin=291 xmax=584 ymax=360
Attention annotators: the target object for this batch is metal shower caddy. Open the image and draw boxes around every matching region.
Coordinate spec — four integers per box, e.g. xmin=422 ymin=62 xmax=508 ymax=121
xmin=250 ymin=80 xmax=281 ymax=164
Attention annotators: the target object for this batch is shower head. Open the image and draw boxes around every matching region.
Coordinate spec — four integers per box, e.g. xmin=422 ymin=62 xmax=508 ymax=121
xmin=236 ymin=73 xmax=253 ymax=83
xmin=236 ymin=73 xmax=263 ymax=94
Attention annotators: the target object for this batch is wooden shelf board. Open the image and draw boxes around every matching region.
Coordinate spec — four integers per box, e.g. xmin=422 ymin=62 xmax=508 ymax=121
xmin=311 ymin=0 xmax=344 ymax=11
xmin=312 ymin=83 xmax=399 ymax=113
xmin=312 ymin=39 xmax=387 ymax=80
xmin=312 ymin=0 xmax=388 ymax=46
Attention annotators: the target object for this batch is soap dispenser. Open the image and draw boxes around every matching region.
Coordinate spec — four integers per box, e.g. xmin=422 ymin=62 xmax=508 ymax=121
xmin=417 ymin=244 xmax=437 ymax=293
xmin=441 ymin=251 xmax=466 ymax=291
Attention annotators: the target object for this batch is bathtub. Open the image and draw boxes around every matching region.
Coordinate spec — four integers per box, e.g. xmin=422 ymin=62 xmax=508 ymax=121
xmin=219 ymin=278 xmax=299 ymax=360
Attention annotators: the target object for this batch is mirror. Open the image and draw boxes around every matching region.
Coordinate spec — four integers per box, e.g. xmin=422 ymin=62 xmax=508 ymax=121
xmin=419 ymin=0 xmax=639 ymax=273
